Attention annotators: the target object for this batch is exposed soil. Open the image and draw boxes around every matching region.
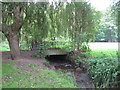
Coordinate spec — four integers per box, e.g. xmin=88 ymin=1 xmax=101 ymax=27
xmin=2 ymin=50 xmax=95 ymax=88
xmin=2 ymin=50 xmax=46 ymax=73
xmin=46 ymin=55 xmax=95 ymax=88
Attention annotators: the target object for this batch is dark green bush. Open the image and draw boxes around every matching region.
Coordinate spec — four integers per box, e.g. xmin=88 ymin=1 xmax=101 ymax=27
xmin=32 ymin=50 xmax=46 ymax=58
xmin=86 ymin=57 xmax=119 ymax=88
xmin=73 ymin=50 xmax=119 ymax=88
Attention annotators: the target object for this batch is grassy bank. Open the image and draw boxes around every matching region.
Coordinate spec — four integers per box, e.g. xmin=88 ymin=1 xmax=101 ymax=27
xmin=2 ymin=62 xmax=77 ymax=88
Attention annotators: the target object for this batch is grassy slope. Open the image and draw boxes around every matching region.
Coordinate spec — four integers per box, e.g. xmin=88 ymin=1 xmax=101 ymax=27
xmin=2 ymin=62 xmax=77 ymax=88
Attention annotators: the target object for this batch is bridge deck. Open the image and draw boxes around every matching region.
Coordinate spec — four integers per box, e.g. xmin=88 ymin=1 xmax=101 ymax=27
xmin=42 ymin=49 xmax=68 ymax=56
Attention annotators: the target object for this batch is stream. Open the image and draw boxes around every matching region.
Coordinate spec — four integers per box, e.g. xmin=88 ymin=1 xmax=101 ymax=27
xmin=46 ymin=55 xmax=95 ymax=88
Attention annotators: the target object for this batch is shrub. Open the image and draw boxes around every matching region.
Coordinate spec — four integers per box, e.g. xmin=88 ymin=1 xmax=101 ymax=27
xmin=86 ymin=57 xmax=119 ymax=88
xmin=73 ymin=50 xmax=119 ymax=88
xmin=32 ymin=50 xmax=46 ymax=58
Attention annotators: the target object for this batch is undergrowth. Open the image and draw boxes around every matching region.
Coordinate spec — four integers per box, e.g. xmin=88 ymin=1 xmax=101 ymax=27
xmin=75 ymin=50 xmax=119 ymax=88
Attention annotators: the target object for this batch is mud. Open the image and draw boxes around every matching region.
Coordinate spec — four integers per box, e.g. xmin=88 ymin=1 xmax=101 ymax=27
xmin=46 ymin=55 xmax=95 ymax=88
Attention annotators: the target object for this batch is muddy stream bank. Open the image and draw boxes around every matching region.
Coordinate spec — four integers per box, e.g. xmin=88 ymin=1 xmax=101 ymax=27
xmin=45 ymin=55 xmax=95 ymax=88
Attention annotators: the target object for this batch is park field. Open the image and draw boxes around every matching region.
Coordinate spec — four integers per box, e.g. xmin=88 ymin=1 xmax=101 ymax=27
xmin=88 ymin=42 xmax=119 ymax=50
xmin=0 ymin=42 xmax=119 ymax=51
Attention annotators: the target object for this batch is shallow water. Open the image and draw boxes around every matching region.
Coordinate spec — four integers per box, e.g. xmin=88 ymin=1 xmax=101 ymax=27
xmin=46 ymin=55 xmax=95 ymax=88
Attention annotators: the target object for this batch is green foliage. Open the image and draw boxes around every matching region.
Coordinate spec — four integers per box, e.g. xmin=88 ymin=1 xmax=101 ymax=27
xmin=85 ymin=50 xmax=118 ymax=88
xmin=2 ymin=2 xmax=26 ymax=25
xmin=64 ymin=2 xmax=101 ymax=50
xmin=94 ymin=3 xmax=118 ymax=42
xmin=86 ymin=57 xmax=118 ymax=88
xmin=32 ymin=50 xmax=46 ymax=59
xmin=20 ymin=40 xmax=30 ymax=50
xmin=72 ymin=51 xmax=91 ymax=66
xmin=16 ymin=2 xmax=101 ymax=51
xmin=81 ymin=43 xmax=91 ymax=52
xmin=43 ymin=40 xmax=72 ymax=50
xmin=72 ymin=50 xmax=119 ymax=88
xmin=0 ymin=40 xmax=10 ymax=51
xmin=95 ymin=15 xmax=118 ymax=42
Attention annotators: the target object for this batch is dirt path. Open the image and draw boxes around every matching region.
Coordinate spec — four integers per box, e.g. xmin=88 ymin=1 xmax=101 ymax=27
xmin=2 ymin=50 xmax=46 ymax=72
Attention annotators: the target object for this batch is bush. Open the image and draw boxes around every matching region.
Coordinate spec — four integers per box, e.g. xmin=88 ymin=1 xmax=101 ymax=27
xmin=32 ymin=50 xmax=46 ymax=59
xmin=86 ymin=57 xmax=119 ymax=88
xmin=72 ymin=50 xmax=119 ymax=88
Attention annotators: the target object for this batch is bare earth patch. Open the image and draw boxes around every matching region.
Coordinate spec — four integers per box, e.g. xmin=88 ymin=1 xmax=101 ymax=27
xmin=2 ymin=50 xmax=46 ymax=72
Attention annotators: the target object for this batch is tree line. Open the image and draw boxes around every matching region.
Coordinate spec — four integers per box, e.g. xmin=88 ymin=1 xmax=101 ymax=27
xmin=1 ymin=1 xmax=119 ymax=60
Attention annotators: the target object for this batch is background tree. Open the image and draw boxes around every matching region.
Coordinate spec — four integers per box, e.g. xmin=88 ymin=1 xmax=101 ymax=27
xmin=95 ymin=12 xmax=118 ymax=42
xmin=111 ymin=0 xmax=120 ymax=42
xmin=94 ymin=0 xmax=119 ymax=42
xmin=65 ymin=2 xmax=101 ymax=50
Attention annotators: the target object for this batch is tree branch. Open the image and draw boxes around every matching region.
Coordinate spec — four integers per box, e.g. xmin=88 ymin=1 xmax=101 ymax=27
xmin=2 ymin=10 xmax=13 ymax=14
xmin=11 ymin=5 xmax=24 ymax=32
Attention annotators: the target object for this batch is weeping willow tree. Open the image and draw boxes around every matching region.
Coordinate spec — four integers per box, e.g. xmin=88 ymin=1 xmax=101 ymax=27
xmin=48 ymin=2 xmax=101 ymax=50
xmin=21 ymin=2 xmax=69 ymax=49
xmin=66 ymin=2 xmax=100 ymax=50
xmin=21 ymin=1 xmax=101 ymax=51
xmin=21 ymin=2 xmax=50 ymax=50
xmin=46 ymin=2 xmax=68 ymax=45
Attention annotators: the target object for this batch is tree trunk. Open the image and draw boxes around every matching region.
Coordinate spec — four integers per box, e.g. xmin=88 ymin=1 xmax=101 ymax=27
xmin=31 ymin=40 xmax=38 ymax=51
xmin=1 ymin=4 xmax=24 ymax=60
xmin=6 ymin=32 xmax=21 ymax=60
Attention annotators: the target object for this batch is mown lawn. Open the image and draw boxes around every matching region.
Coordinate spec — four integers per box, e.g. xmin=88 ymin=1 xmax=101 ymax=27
xmin=90 ymin=49 xmax=118 ymax=58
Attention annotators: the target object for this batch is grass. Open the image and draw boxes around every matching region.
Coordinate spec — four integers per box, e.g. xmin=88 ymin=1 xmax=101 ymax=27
xmin=2 ymin=62 xmax=17 ymax=76
xmin=2 ymin=62 xmax=77 ymax=88
xmin=90 ymin=49 xmax=118 ymax=58
xmin=0 ymin=46 xmax=10 ymax=51
xmin=0 ymin=41 xmax=10 ymax=51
